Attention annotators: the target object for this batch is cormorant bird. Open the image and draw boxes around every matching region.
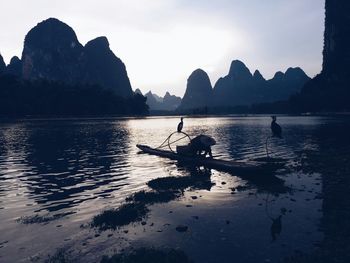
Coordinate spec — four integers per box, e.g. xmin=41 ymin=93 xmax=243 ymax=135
xmin=177 ymin=117 xmax=184 ymax=132
xmin=271 ymin=116 xmax=282 ymax=139
xmin=271 ymin=215 xmax=282 ymax=242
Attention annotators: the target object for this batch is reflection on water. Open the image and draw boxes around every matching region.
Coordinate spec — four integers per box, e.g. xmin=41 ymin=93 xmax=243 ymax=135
xmin=0 ymin=116 xmax=347 ymax=262
xmin=0 ymin=121 xmax=131 ymax=213
xmin=0 ymin=117 xmax=305 ymax=214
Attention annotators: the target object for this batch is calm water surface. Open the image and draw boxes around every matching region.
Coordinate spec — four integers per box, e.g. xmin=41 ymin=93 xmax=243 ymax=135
xmin=0 ymin=116 xmax=347 ymax=262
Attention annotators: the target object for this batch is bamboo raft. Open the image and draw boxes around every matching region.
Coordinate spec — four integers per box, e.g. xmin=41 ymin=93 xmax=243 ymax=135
xmin=136 ymin=144 xmax=285 ymax=177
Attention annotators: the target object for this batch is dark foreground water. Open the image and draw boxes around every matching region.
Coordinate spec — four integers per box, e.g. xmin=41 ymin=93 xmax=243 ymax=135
xmin=0 ymin=116 xmax=349 ymax=263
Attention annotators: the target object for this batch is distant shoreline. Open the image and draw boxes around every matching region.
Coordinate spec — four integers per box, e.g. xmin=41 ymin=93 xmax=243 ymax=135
xmin=1 ymin=112 xmax=350 ymax=122
xmin=149 ymin=111 xmax=350 ymax=117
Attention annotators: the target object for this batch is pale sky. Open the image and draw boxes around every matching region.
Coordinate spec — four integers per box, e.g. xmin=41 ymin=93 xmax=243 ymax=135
xmin=0 ymin=0 xmax=325 ymax=97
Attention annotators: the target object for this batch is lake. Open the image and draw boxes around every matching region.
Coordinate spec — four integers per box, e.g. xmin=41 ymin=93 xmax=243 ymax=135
xmin=0 ymin=116 xmax=349 ymax=263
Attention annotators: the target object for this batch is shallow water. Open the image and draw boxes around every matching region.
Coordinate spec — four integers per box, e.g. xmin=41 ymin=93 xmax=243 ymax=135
xmin=0 ymin=116 xmax=348 ymax=262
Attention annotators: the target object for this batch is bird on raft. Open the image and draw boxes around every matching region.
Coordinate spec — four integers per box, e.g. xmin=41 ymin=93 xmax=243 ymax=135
xmin=271 ymin=116 xmax=282 ymax=139
xmin=177 ymin=117 xmax=184 ymax=132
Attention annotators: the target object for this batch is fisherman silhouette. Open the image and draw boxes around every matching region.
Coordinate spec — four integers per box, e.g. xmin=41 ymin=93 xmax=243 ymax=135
xmin=271 ymin=116 xmax=282 ymax=139
xmin=189 ymin=135 xmax=216 ymax=158
xmin=177 ymin=117 xmax=184 ymax=132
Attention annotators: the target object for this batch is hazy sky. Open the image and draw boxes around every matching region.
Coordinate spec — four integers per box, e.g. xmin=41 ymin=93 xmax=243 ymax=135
xmin=0 ymin=0 xmax=325 ymax=97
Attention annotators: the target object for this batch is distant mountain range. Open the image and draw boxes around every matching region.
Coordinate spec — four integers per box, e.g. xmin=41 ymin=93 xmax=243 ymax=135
xmin=141 ymin=61 xmax=310 ymax=112
xmin=2 ymin=3 xmax=346 ymax=115
xmin=178 ymin=60 xmax=310 ymax=111
xmin=1 ymin=18 xmax=133 ymax=98
xmin=142 ymin=90 xmax=181 ymax=111
xmin=147 ymin=0 xmax=350 ymax=114
xmin=0 ymin=18 xmax=148 ymax=116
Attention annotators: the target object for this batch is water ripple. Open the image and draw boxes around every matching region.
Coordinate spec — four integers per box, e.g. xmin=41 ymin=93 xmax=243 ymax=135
xmin=0 ymin=116 xmax=336 ymax=220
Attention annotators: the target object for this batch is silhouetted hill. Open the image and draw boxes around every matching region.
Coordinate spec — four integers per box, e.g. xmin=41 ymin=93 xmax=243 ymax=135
xmin=21 ymin=18 xmax=133 ymax=98
xmin=152 ymin=93 xmax=163 ymax=103
xmin=145 ymin=91 xmax=181 ymax=111
xmin=145 ymin=91 xmax=160 ymax=110
xmin=22 ymin=18 xmax=82 ymax=82
xmin=178 ymin=69 xmax=213 ymax=110
xmin=0 ymin=54 xmax=5 ymax=75
xmin=134 ymin=89 xmax=143 ymax=95
xmin=213 ymin=60 xmax=262 ymax=106
xmin=322 ymin=0 xmax=350 ymax=78
xmin=228 ymin=60 xmax=252 ymax=80
xmin=212 ymin=60 xmax=309 ymax=107
xmin=253 ymin=70 xmax=265 ymax=82
xmin=163 ymin=92 xmax=181 ymax=111
xmin=292 ymin=0 xmax=350 ymax=112
xmin=83 ymin=37 xmax=133 ymax=97
xmin=6 ymin=56 xmax=22 ymax=76
xmin=266 ymin=67 xmax=310 ymax=102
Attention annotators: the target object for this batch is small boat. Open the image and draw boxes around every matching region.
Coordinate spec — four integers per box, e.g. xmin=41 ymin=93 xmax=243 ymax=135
xmin=136 ymin=144 xmax=285 ymax=177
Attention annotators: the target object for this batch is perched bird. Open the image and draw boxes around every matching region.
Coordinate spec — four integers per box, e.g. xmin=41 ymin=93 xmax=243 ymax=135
xmin=177 ymin=117 xmax=184 ymax=132
xmin=271 ymin=116 xmax=282 ymax=139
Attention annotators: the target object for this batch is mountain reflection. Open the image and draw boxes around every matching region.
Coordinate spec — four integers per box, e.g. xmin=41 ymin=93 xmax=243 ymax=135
xmin=0 ymin=120 xmax=131 ymax=212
